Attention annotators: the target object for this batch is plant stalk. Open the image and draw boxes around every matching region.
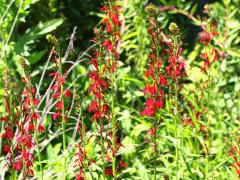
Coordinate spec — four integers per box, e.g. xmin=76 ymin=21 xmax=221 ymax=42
xmin=34 ymin=121 xmax=43 ymax=180
xmin=28 ymin=82 xmax=44 ymax=180
xmin=100 ymin=119 xmax=106 ymax=180
xmin=153 ymin=117 xmax=157 ymax=180
xmin=9 ymin=91 xmax=16 ymax=180
xmin=174 ymin=83 xmax=179 ymax=179
xmin=61 ymin=84 xmax=67 ymax=180
xmin=111 ymin=72 xmax=117 ymax=180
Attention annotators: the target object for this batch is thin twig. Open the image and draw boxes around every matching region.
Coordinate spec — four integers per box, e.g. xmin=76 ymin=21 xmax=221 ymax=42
xmin=37 ymin=47 xmax=55 ymax=97
xmin=0 ymin=0 xmax=15 ymax=27
xmin=0 ymin=0 xmax=24 ymax=62
xmin=159 ymin=6 xmax=201 ymax=26
xmin=63 ymin=26 xmax=77 ymax=62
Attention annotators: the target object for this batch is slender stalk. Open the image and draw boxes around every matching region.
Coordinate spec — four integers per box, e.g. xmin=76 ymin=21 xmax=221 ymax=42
xmin=61 ymin=83 xmax=67 ymax=180
xmin=153 ymin=117 xmax=157 ymax=180
xmin=0 ymin=0 xmax=15 ymax=27
xmin=27 ymin=81 xmax=44 ymax=180
xmin=34 ymin=120 xmax=43 ymax=180
xmin=100 ymin=119 xmax=106 ymax=180
xmin=9 ymin=90 xmax=16 ymax=180
xmin=174 ymin=83 xmax=179 ymax=179
xmin=57 ymin=49 xmax=67 ymax=180
xmin=205 ymin=74 xmax=210 ymax=180
xmin=98 ymin=47 xmax=106 ymax=180
xmin=22 ymin=145 xmax=26 ymax=179
xmin=81 ymin=118 xmax=87 ymax=179
xmin=110 ymin=11 xmax=117 ymax=176
xmin=111 ymin=71 xmax=117 ymax=180
xmin=0 ymin=0 xmax=24 ymax=62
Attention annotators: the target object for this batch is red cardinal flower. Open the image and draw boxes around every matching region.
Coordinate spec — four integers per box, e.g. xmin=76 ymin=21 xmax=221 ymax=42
xmin=13 ymin=161 xmax=22 ymax=171
xmin=3 ymin=145 xmax=11 ymax=153
xmin=55 ymin=101 xmax=63 ymax=110
xmin=65 ymin=89 xmax=72 ymax=97
xmin=103 ymin=40 xmax=113 ymax=51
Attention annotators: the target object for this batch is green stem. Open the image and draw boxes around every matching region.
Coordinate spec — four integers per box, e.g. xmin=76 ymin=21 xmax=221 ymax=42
xmin=110 ymin=22 xmax=117 ymax=179
xmin=82 ymin=119 xmax=87 ymax=179
xmin=100 ymin=119 xmax=106 ymax=180
xmin=27 ymin=81 xmax=44 ymax=180
xmin=22 ymin=145 xmax=26 ymax=179
xmin=61 ymin=85 xmax=67 ymax=180
xmin=205 ymin=74 xmax=210 ymax=180
xmin=34 ymin=121 xmax=43 ymax=180
xmin=153 ymin=117 xmax=157 ymax=180
xmin=98 ymin=46 xmax=106 ymax=180
xmin=9 ymin=91 xmax=15 ymax=180
xmin=174 ymin=83 xmax=179 ymax=179
xmin=111 ymin=72 xmax=117 ymax=180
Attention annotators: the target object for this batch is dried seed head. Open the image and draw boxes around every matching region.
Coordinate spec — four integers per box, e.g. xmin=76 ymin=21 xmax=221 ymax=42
xmin=94 ymin=27 xmax=102 ymax=37
xmin=169 ymin=22 xmax=180 ymax=35
xmin=46 ymin=34 xmax=59 ymax=46
xmin=19 ymin=57 xmax=31 ymax=76
xmin=145 ymin=3 xmax=160 ymax=16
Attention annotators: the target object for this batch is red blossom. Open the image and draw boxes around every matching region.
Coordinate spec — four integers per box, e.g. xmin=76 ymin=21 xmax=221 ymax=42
xmin=3 ymin=145 xmax=11 ymax=153
xmin=28 ymin=123 xmax=35 ymax=132
xmin=13 ymin=161 xmax=22 ymax=171
xmin=30 ymin=112 xmax=39 ymax=121
xmin=2 ymin=127 xmax=13 ymax=140
xmin=148 ymin=128 xmax=156 ymax=136
xmin=65 ymin=89 xmax=72 ymax=97
xmin=87 ymin=1 xmax=123 ymax=177
xmin=55 ymin=101 xmax=63 ymax=110
xmin=159 ymin=75 xmax=167 ymax=85
xmin=105 ymin=167 xmax=113 ymax=176
xmin=37 ymin=125 xmax=45 ymax=133
xmin=33 ymin=98 xmax=39 ymax=106
xmin=52 ymin=111 xmax=62 ymax=120
xmin=156 ymin=99 xmax=164 ymax=108
xmin=103 ymin=40 xmax=113 ymax=51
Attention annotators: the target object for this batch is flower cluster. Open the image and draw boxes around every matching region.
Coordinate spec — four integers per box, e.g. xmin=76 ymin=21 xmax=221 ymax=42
xmin=50 ymin=50 xmax=72 ymax=122
xmin=199 ymin=11 xmax=219 ymax=74
xmin=141 ymin=19 xmax=186 ymax=117
xmin=15 ymin=59 xmax=45 ymax=176
xmin=141 ymin=17 xmax=166 ymax=117
xmin=1 ymin=72 xmax=20 ymax=171
xmin=74 ymin=144 xmax=87 ymax=180
xmin=87 ymin=0 xmax=123 ymax=178
xmin=1 ymin=59 xmax=46 ymax=177
xmin=229 ymin=145 xmax=240 ymax=176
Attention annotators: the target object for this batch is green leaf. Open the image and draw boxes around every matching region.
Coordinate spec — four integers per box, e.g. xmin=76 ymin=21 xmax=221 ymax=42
xmin=47 ymin=143 xmax=62 ymax=160
xmin=28 ymin=49 xmax=47 ymax=64
xmin=131 ymin=124 xmax=150 ymax=138
xmin=14 ymin=18 xmax=64 ymax=54
xmin=227 ymin=49 xmax=240 ymax=58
